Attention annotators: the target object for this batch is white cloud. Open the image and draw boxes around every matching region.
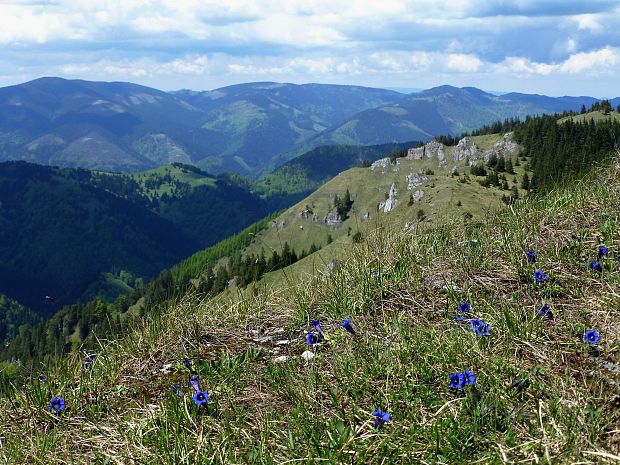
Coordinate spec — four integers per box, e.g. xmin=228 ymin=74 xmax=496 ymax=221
xmin=447 ymin=54 xmax=482 ymax=72
xmin=573 ymin=14 xmax=604 ymax=31
xmin=496 ymin=47 xmax=619 ymax=76
xmin=559 ymin=47 xmax=619 ymax=72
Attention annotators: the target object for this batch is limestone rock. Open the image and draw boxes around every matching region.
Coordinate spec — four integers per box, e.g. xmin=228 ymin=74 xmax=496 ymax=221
xmin=406 ymin=171 xmax=428 ymax=190
xmin=483 ymin=133 xmax=519 ymax=161
xmin=453 ymin=137 xmax=479 ymax=163
xmin=360 ymin=211 xmax=369 ymax=221
xmin=324 ymin=212 xmax=343 ymax=230
xmin=274 ymin=355 xmax=289 ymax=363
xmin=410 ymin=190 xmax=425 ymax=203
xmin=301 ymin=350 xmax=315 ymax=361
xmin=379 ymin=183 xmax=398 ymax=213
xmin=407 ymin=140 xmax=446 ymax=167
xmin=370 ymin=157 xmax=400 ymax=174
xmin=299 ymin=208 xmax=314 ymax=220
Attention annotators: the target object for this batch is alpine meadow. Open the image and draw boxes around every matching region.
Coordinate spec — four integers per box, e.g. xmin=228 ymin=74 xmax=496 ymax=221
xmin=0 ymin=1 xmax=619 ymax=464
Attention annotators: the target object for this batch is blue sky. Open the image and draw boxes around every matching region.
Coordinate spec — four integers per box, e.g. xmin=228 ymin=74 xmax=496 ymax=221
xmin=0 ymin=0 xmax=619 ymax=96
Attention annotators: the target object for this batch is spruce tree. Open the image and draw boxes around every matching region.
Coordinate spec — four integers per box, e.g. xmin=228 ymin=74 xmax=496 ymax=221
xmin=521 ymin=172 xmax=530 ymax=190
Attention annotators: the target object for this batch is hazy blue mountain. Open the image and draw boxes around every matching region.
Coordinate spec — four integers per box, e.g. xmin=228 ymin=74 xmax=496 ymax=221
xmin=0 ymin=78 xmax=613 ymax=178
xmin=0 ymin=77 xmax=206 ymax=171
xmin=174 ymin=82 xmax=402 ymax=175
xmin=298 ymin=86 xmax=600 ymax=152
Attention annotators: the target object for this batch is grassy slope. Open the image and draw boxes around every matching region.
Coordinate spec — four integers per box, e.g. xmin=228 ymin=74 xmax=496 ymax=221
xmin=3 ymin=154 xmax=619 ymax=463
xmin=130 ymin=164 xmax=217 ymax=197
xmin=6 ymin=145 xmax=620 ymax=463
xmin=559 ymin=110 xmax=620 ymax=124
xmin=240 ymin=133 xmax=526 ymax=264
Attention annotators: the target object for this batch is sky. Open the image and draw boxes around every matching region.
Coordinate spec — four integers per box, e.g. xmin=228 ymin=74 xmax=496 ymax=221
xmin=0 ymin=0 xmax=619 ymax=96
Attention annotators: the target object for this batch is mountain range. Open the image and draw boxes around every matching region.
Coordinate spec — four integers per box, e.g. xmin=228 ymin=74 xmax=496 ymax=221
xmin=0 ymin=77 xmax=614 ymax=177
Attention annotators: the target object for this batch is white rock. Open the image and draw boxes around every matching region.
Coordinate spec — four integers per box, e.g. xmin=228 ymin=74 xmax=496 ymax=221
xmin=276 ymin=339 xmax=291 ymax=346
xmin=274 ymin=355 xmax=289 ymax=363
xmin=301 ymin=351 xmax=315 ymax=361
xmin=379 ymin=183 xmax=399 ymax=213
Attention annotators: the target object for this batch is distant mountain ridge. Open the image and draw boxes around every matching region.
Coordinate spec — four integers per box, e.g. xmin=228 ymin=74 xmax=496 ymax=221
xmin=0 ymin=78 xmax=613 ymax=177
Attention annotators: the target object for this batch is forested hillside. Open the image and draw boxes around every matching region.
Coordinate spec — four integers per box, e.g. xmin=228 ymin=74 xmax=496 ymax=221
xmin=0 ymin=162 xmax=278 ymax=317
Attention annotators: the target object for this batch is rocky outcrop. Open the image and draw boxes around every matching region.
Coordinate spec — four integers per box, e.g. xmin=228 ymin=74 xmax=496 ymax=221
xmin=379 ymin=183 xmax=398 ymax=213
xmin=483 ymin=133 xmax=519 ymax=161
xmin=406 ymin=171 xmax=428 ymax=190
xmin=324 ymin=212 xmax=343 ymax=229
xmin=370 ymin=157 xmax=400 ymax=174
xmin=410 ymin=190 xmax=425 ymax=203
xmin=299 ymin=208 xmax=313 ymax=220
xmin=360 ymin=211 xmax=369 ymax=221
xmin=406 ymin=140 xmax=446 ymax=167
xmin=453 ymin=137 xmax=479 ymax=164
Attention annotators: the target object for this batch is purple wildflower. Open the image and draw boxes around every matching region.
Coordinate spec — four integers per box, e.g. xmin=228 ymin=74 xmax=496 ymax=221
xmin=49 ymin=397 xmax=65 ymax=414
xmin=589 ymin=261 xmax=603 ymax=273
xmin=525 ymin=250 xmax=536 ymax=263
xmin=463 ymin=369 xmax=477 ymax=386
xmin=372 ymin=409 xmax=391 ymax=429
xmin=339 ymin=317 xmax=356 ymax=335
xmin=171 ymin=384 xmax=185 ymax=397
xmin=469 ymin=318 xmax=490 ymax=337
xmin=310 ymin=320 xmax=325 ymax=336
xmin=82 ymin=354 xmax=94 ymax=370
xmin=533 ymin=269 xmax=547 ymax=283
xmin=449 ymin=372 xmax=465 ymax=389
xmin=192 ymin=390 xmax=209 ymax=407
xmin=584 ymin=329 xmax=600 ymax=344
xmin=458 ymin=301 xmax=471 ymax=313
xmin=189 ymin=374 xmax=201 ymax=392
xmin=306 ymin=332 xmax=318 ymax=346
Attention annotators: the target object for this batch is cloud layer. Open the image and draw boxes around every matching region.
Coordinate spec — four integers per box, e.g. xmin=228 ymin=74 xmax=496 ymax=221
xmin=0 ymin=0 xmax=619 ymax=95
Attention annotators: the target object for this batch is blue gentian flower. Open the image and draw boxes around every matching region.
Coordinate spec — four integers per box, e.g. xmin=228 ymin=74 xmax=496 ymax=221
xmin=449 ymin=372 xmax=465 ymax=389
xmin=469 ymin=318 xmax=490 ymax=336
xmin=533 ymin=269 xmax=547 ymax=283
xmin=171 ymin=384 xmax=185 ymax=397
xmin=538 ymin=304 xmax=553 ymax=318
xmin=189 ymin=374 xmax=201 ymax=392
xmin=192 ymin=390 xmax=209 ymax=407
xmin=598 ymin=245 xmax=608 ymax=258
xmin=183 ymin=358 xmax=191 ymax=369
xmin=584 ymin=329 xmax=600 ymax=344
xmin=83 ymin=354 xmax=94 ymax=370
xmin=463 ymin=369 xmax=477 ymax=386
xmin=511 ymin=379 xmax=530 ymax=392
xmin=454 ymin=315 xmax=468 ymax=324
xmin=49 ymin=397 xmax=65 ymax=413
xmin=306 ymin=332 xmax=318 ymax=346
xmin=477 ymin=322 xmax=491 ymax=337
xmin=339 ymin=317 xmax=356 ymax=335
xmin=525 ymin=250 xmax=536 ymax=263
xmin=310 ymin=320 xmax=325 ymax=336
xmin=589 ymin=261 xmax=603 ymax=273
xmin=458 ymin=301 xmax=471 ymax=313
xmin=469 ymin=318 xmax=482 ymax=331
xmin=372 ymin=409 xmax=391 ymax=429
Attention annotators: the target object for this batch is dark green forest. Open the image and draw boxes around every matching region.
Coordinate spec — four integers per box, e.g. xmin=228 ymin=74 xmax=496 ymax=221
xmin=0 ymin=214 xmax=316 ymax=363
xmin=513 ymin=115 xmax=620 ymax=189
